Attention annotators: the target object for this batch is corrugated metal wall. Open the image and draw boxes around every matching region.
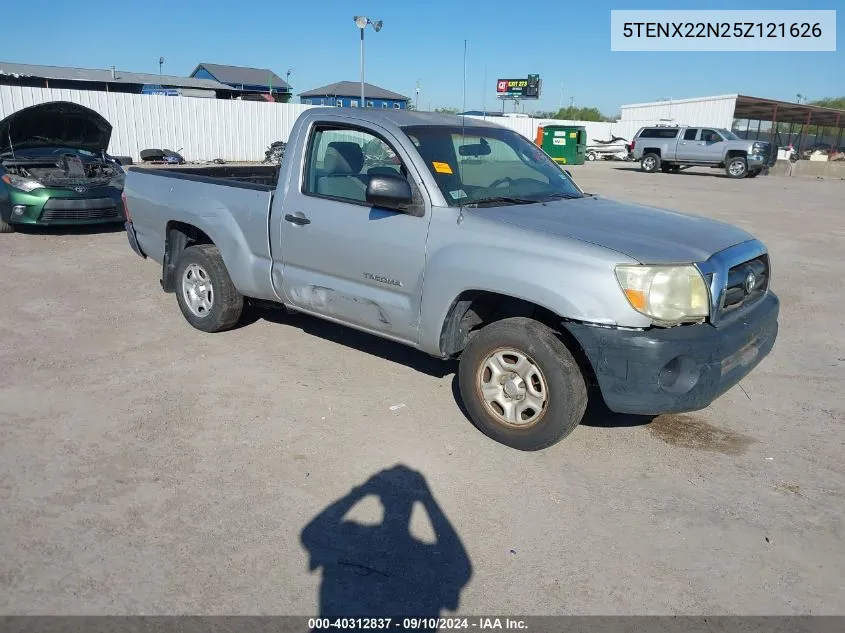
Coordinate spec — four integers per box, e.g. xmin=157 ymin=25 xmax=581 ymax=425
xmin=2 ymin=84 xmax=705 ymax=162
xmin=619 ymin=95 xmax=738 ymax=128
xmin=0 ymin=85 xmax=315 ymax=162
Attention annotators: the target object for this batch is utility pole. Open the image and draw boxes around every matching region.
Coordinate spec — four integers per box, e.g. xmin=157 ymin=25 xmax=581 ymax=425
xmin=416 ymin=79 xmax=420 ymax=110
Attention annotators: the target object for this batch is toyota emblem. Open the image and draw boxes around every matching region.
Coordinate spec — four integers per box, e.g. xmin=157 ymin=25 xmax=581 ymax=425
xmin=73 ymin=185 xmax=88 ymax=194
xmin=744 ymin=270 xmax=756 ymax=294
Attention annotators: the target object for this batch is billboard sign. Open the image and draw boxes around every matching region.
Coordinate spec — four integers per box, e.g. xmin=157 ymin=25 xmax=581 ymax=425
xmin=496 ymin=74 xmax=541 ymax=99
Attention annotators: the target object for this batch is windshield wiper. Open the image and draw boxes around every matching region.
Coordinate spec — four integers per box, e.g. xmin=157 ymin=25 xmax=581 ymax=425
xmin=538 ymin=192 xmax=583 ymax=201
xmin=465 ymin=196 xmax=538 ymax=207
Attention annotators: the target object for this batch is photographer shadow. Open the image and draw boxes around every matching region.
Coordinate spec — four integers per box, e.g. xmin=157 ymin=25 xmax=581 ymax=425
xmin=301 ymin=465 xmax=472 ymax=622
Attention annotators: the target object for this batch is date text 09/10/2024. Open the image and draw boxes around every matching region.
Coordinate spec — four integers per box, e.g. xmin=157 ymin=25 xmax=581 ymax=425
xmin=307 ymin=617 xmax=528 ymax=630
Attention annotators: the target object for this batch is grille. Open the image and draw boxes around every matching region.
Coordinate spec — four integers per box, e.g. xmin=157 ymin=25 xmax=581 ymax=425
xmin=720 ymin=254 xmax=769 ymax=315
xmin=40 ymin=198 xmax=120 ymax=221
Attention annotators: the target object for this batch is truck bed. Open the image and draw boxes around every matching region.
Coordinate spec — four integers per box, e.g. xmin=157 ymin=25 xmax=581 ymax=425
xmin=127 ymin=164 xmax=278 ymax=190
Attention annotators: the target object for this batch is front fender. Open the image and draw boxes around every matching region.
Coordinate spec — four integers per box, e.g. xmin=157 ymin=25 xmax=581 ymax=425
xmin=417 ymin=240 xmax=646 ymax=356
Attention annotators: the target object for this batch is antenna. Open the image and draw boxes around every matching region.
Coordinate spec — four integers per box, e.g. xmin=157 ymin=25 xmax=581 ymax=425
xmin=482 ymin=64 xmax=487 ymax=118
xmin=458 ymin=39 xmax=467 ymax=221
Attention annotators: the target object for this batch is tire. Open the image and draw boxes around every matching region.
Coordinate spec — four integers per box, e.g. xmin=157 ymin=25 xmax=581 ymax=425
xmin=725 ymin=156 xmax=748 ymax=178
xmin=640 ymin=153 xmax=660 ymax=173
xmin=587 ymin=151 xmax=597 ymax=161
xmin=0 ymin=216 xmax=15 ymax=233
xmin=457 ymin=317 xmax=588 ymax=451
xmin=174 ymin=244 xmax=244 ymax=333
xmin=140 ymin=148 xmax=165 ymax=161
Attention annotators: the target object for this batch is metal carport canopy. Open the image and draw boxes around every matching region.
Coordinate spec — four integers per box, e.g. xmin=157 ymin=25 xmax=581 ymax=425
xmin=734 ymin=95 xmax=844 ymax=127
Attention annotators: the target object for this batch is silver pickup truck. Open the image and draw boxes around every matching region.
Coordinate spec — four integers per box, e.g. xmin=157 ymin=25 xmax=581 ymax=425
xmin=632 ymin=125 xmax=777 ymax=178
xmin=123 ymin=109 xmax=779 ymax=451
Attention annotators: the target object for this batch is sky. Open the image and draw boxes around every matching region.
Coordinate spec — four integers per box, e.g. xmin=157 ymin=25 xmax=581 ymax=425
xmin=3 ymin=0 xmax=842 ymax=115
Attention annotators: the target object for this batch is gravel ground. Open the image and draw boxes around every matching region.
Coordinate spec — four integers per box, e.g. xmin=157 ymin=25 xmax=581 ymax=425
xmin=1 ymin=161 xmax=843 ymax=616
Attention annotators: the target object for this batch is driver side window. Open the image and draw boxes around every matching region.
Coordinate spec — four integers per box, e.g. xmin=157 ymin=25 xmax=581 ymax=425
xmin=701 ymin=129 xmax=722 ymax=143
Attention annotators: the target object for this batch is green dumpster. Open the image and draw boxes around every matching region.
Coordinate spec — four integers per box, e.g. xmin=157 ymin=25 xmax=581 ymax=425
xmin=534 ymin=124 xmax=586 ymax=165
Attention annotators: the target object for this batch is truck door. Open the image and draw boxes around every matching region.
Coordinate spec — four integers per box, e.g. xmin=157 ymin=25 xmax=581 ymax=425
xmin=684 ymin=128 xmax=726 ymax=162
xmin=696 ymin=128 xmax=728 ymax=162
xmin=675 ymin=128 xmax=700 ymax=161
xmin=273 ymin=123 xmax=430 ymax=344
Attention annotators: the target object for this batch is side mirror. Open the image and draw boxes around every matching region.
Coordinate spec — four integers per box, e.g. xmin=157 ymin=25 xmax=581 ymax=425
xmin=366 ymin=173 xmax=413 ymax=210
xmin=564 ymin=169 xmax=572 ymax=178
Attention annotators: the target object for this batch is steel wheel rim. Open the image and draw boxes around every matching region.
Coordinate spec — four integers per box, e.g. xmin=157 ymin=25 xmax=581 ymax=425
xmin=181 ymin=263 xmax=213 ymax=317
xmin=643 ymin=157 xmax=656 ymax=170
xmin=476 ymin=347 xmax=549 ymax=428
xmin=729 ymin=160 xmax=746 ymax=176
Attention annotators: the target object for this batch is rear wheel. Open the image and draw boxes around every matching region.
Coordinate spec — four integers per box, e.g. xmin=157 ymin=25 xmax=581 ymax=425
xmin=640 ymin=153 xmax=661 ymax=173
xmin=174 ymin=244 xmax=244 ymax=332
xmin=726 ymin=156 xmax=748 ymax=178
xmin=587 ymin=151 xmax=597 ymax=161
xmin=457 ymin=317 xmax=588 ymax=451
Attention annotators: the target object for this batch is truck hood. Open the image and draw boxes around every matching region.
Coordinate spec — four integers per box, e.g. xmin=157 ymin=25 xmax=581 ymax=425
xmin=471 ymin=195 xmax=754 ymax=264
xmin=0 ymin=101 xmax=112 ymax=155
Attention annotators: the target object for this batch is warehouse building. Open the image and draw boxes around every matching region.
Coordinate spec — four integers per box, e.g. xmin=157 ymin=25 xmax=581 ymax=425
xmin=0 ymin=61 xmax=228 ymax=98
xmin=620 ymin=94 xmax=845 ymax=153
xmin=299 ymin=81 xmax=410 ymax=109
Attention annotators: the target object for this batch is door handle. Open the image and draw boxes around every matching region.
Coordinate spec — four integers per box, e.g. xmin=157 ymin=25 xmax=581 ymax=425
xmin=285 ymin=213 xmax=311 ymax=226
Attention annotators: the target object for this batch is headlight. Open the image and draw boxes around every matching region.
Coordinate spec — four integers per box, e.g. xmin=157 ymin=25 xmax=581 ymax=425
xmin=1 ymin=173 xmax=44 ymax=192
xmin=752 ymin=142 xmax=766 ymax=154
xmin=615 ymin=264 xmax=709 ymax=325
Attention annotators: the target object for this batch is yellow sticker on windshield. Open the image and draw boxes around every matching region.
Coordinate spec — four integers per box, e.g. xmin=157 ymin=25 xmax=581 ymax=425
xmin=432 ymin=161 xmax=453 ymax=174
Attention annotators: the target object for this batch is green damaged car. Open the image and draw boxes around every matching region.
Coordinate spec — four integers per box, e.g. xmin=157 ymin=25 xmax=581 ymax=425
xmin=0 ymin=101 xmax=126 ymax=233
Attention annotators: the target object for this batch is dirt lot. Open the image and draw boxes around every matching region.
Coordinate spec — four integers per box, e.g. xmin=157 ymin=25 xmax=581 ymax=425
xmin=1 ymin=162 xmax=843 ymax=615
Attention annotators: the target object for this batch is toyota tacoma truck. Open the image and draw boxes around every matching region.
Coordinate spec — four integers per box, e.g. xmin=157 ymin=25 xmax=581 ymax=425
xmin=631 ymin=125 xmax=777 ymax=178
xmin=123 ymin=109 xmax=779 ymax=451
xmin=0 ymin=101 xmax=126 ymax=232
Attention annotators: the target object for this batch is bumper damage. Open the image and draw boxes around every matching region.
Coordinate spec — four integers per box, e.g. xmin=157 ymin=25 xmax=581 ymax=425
xmin=564 ymin=292 xmax=779 ymax=415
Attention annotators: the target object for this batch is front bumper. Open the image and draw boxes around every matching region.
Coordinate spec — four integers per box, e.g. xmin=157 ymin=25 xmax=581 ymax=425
xmin=2 ymin=185 xmax=125 ymax=226
xmin=564 ymin=292 xmax=779 ymax=415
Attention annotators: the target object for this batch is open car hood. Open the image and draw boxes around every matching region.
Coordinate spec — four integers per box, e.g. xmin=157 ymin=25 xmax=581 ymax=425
xmin=0 ymin=101 xmax=112 ymax=155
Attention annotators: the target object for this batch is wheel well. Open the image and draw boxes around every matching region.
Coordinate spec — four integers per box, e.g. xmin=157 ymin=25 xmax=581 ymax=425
xmin=643 ymin=148 xmax=661 ymax=157
xmin=439 ymin=291 xmax=596 ymax=383
xmin=161 ymin=221 xmax=214 ymax=292
xmin=726 ymin=150 xmax=747 ymax=160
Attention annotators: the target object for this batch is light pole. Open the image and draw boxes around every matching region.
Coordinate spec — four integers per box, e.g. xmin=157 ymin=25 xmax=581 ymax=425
xmin=353 ymin=16 xmax=383 ymax=107
xmin=159 ymin=56 xmax=164 ymax=81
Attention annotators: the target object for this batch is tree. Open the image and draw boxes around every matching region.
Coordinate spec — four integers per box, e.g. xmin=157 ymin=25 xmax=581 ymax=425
xmin=533 ymin=106 xmax=612 ymax=122
xmin=435 ymin=107 xmax=460 ymax=115
xmin=810 ymin=96 xmax=845 ymax=110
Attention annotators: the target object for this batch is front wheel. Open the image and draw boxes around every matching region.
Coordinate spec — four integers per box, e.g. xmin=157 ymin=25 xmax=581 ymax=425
xmin=726 ymin=156 xmax=748 ymax=178
xmin=587 ymin=151 xmax=597 ymax=161
xmin=174 ymin=244 xmax=244 ymax=332
xmin=457 ymin=317 xmax=588 ymax=451
xmin=640 ymin=153 xmax=661 ymax=173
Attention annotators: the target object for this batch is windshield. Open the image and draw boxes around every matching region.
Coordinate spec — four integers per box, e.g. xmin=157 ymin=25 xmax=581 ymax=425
xmin=719 ymin=129 xmax=740 ymax=140
xmin=401 ymin=125 xmax=584 ymax=206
